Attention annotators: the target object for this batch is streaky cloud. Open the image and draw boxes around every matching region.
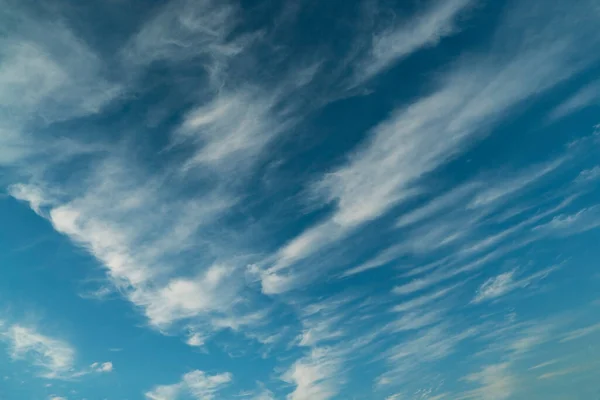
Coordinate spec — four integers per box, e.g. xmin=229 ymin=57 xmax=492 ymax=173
xmin=259 ymin=0 xmax=600 ymax=293
xmin=145 ymin=370 xmax=232 ymax=400
xmin=353 ymin=0 xmax=476 ymax=84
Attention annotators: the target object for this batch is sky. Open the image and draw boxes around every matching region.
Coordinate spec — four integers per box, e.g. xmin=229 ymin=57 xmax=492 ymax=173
xmin=0 ymin=0 xmax=599 ymax=399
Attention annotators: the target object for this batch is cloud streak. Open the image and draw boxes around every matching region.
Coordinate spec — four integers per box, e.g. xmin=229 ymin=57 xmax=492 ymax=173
xmin=145 ymin=370 xmax=232 ymax=400
xmin=259 ymin=0 xmax=600 ymax=294
xmin=354 ymin=0 xmax=476 ymax=84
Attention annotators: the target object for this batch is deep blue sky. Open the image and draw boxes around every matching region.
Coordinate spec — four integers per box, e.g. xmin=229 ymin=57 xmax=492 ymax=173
xmin=1 ymin=0 xmax=600 ymax=399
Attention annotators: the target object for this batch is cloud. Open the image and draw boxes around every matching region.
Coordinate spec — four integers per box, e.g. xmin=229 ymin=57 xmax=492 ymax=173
xmin=90 ymin=361 xmax=113 ymax=373
xmin=176 ymin=88 xmax=290 ymax=173
xmin=534 ymin=205 xmax=600 ymax=236
xmin=238 ymin=383 xmax=276 ymax=400
xmin=462 ymin=363 xmax=515 ymax=400
xmin=1 ymin=324 xmax=111 ymax=380
xmin=0 ymin=13 xmax=120 ymax=120
xmin=2 ymin=325 xmax=76 ymax=379
xmin=575 ymin=166 xmax=600 ymax=183
xmin=282 ymin=347 xmax=343 ymax=400
xmin=386 ymin=310 xmax=443 ymax=333
xmin=386 ymin=394 xmax=404 ymax=400
xmin=186 ymin=332 xmax=208 ymax=348
xmin=145 ymin=370 xmax=232 ymax=400
xmin=378 ymin=324 xmax=479 ymax=387
xmin=122 ymin=0 xmax=241 ymax=70
xmin=137 ymin=264 xmax=242 ymax=327
xmin=348 ymin=157 xmax=566 ymax=278
xmin=528 ymin=360 xmax=559 ymax=370
xmin=8 ymin=183 xmax=51 ymax=214
xmin=549 ymin=80 xmax=600 ymax=121
xmin=280 ymin=293 xmax=383 ymax=400
xmin=472 ymin=266 xmax=558 ymax=303
xmin=467 ymin=159 xmax=564 ymax=210
xmin=353 ymin=0 xmax=476 ymax=83
xmin=560 ymin=322 xmax=600 ymax=343
xmin=391 ymin=283 xmax=461 ymax=313
xmin=0 ymin=2 xmax=120 ymax=167
xmin=9 ymin=159 xmax=253 ymax=336
xmin=5 ymin=0 xmax=318 ymax=354
xmin=259 ymin=0 xmax=600 ymax=293
xmin=537 ymin=367 xmax=578 ymax=380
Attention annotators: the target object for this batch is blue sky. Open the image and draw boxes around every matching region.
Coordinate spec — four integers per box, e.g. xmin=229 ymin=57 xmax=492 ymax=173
xmin=1 ymin=0 xmax=600 ymax=399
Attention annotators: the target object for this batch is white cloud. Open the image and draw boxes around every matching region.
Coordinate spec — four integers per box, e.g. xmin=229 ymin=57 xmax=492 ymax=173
xmin=3 ymin=325 xmax=75 ymax=379
xmin=391 ymin=283 xmax=461 ymax=313
xmin=0 ymin=323 xmax=113 ymax=380
xmin=472 ymin=266 xmax=558 ymax=303
xmin=575 ymin=166 xmax=600 ymax=183
xmin=280 ymin=293 xmax=381 ymax=400
xmin=549 ymin=80 xmax=600 ymax=121
xmin=462 ymin=363 xmax=515 ymax=400
xmin=467 ymin=159 xmax=564 ymax=210
xmin=145 ymin=370 xmax=232 ymax=400
xmin=386 ymin=310 xmax=443 ymax=333
xmin=177 ymin=89 xmax=288 ymax=173
xmin=186 ymin=332 xmax=208 ymax=348
xmin=560 ymin=322 xmax=600 ymax=343
xmin=137 ymin=264 xmax=241 ymax=327
xmin=0 ymin=21 xmax=119 ymax=120
xmin=9 ymin=158 xmax=249 ymax=334
xmin=282 ymin=347 xmax=343 ymax=400
xmin=0 ymin=3 xmax=120 ymax=167
xmin=259 ymin=0 xmax=600 ymax=293
xmin=5 ymin=0 xmax=316 ymax=351
xmin=537 ymin=367 xmax=578 ymax=380
xmin=386 ymin=394 xmax=404 ymax=400
xmin=49 ymin=397 xmax=67 ymax=400
xmin=90 ymin=361 xmax=113 ymax=373
xmin=528 ymin=360 xmax=559 ymax=370
xmin=534 ymin=205 xmax=600 ymax=236
xmin=8 ymin=183 xmax=51 ymax=215
xmin=354 ymin=0 xmax=475 ymax=83
xmin=240 ymin=384 xmax=276 ymax=400
xmin=122 ymin=0 xmax=241 ymax=69
xmin=378 ymin=324 xmax=478 ymax=387
xmin=347 ymin=157 xmax=566 ymax=279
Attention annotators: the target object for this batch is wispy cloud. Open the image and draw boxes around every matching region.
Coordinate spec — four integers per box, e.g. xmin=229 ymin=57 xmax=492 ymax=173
xmin=3 ymin=325 xmax=75 ymax=379
xmin=259 ymin=0 xmax=600 ymax=293
xmin=4 ymin=0 xmax=318 ymax=358
xmin=549 ymin=80 xmax=600 ymax=121
xmin=122 ymin=0 xmax=242 ymax=71
xmin=534 ymin=205 xmax=600 ymax=236
xmin=528 ymin=359 xmax=559 ymax=371
xmin=1 ymin=325 xmax=110 ymax=380
xmin=237 ymin=383 xmax=276 ymax=400
xmin=176 ymin=88 xmax=291 ymax=174
xmin=537 ymin=367 xmax=579 ymax=380
xmin=472 ymin=266 xmax=558 ymax=303
xmin=0 ymin=2 xmax=120 ymax=167
xmin=145 ymin=370 xmax=232 ymax=400
xmin=90 ymin=361 xmax=113 ymax=373
xmin=378 ymin=324 xmax=479 ymax=387
xmin=461 ymin=363 xmax=515 ymax=400
xmin=560 ymin=322 xmax=600 ymax=343
xmin=385 ymin=394 xmax=404 ymax=400
xmin=575 ymin=166 xmax=600 ymax=183
xmin=282 ymin=347 xmax=344 ymax=400
xmin=391 ymin=283 xmax=462 ymax=313
xmin=353 ymin=0 xmax=476 ymax=84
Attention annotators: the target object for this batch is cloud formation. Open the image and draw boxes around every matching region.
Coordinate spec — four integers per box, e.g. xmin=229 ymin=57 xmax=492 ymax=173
xmin=145 ymin=370 xmax=232 ymax=400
